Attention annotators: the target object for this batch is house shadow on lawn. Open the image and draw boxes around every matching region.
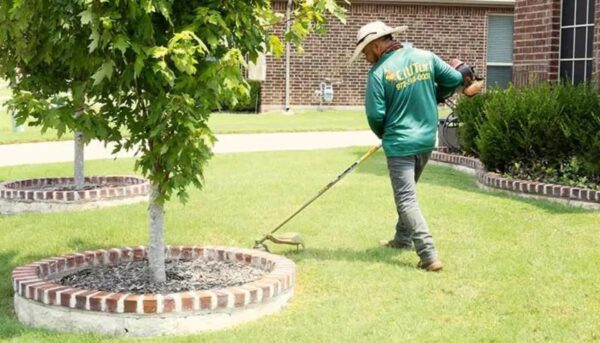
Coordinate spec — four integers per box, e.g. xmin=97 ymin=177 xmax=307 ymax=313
xmin=0 ymin=250 xmax=65 ymax=340
xmin=285 ymin=246 xmax=415 ymax=269
xmin=354 ymin=150 xmax=593 ymax=214
xmin=421 ymin=166 xmax=593 ymax=215
xmin=351 ymin=149 xmax=592 ymax=215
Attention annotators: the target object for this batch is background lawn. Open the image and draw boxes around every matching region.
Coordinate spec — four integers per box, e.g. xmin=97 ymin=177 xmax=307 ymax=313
xmin=0 ymin=106 xmax=370 ymax=145
xmin=1 ymin=80 xmax=453 ymax=145
xmin=0 ymin=147 xmax=599 ymax=342
xmin=0 ymin=108 xmax=454 ymax=145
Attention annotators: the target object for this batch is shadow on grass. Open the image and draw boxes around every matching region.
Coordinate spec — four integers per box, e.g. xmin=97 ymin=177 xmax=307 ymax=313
xmin=0 ymin=250 xmax=21 ymax=339
xmin=283 ymin=247 xmax=416 ymax=269
xmin=0 ymin=246 xmax=125 ymax=340
xmin=421 ymin=165 xmax=592 ymax=215
xmin=0 ymin=250 xmax=63 ymax=339
xmin=352 ymin=149 xmax=592 ymax=215
xmin=0 ymin=239 xmax=120 ymax=339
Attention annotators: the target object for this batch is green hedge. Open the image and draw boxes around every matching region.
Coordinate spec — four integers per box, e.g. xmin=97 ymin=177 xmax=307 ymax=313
xmin=220 ymin=80 xmax=261 ymax=113
xmin=455 ymin=82 xmax=600 ymax=185
xmin=454 ymin=91 xmax=491 ymax=156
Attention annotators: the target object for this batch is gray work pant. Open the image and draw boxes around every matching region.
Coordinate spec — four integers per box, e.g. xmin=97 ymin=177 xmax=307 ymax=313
xmin=387 ymin=153 xmax=437 ymax=261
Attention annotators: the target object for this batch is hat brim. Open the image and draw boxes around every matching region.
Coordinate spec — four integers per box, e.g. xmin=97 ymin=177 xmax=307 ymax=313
xmin=349 ymin=26 xmax=408 ymax=65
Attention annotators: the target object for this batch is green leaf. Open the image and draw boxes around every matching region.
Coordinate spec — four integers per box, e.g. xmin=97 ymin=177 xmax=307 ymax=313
xmin=91 ymin=61 xmax=115 ymax=86
xmin=134 ymin=54 xmax=145 ymax=78
xmin=155 ymin=0 xmax=173 ymax=25
xmin=88 ymin=29 xmax=100 ymax=52
xmin=269 ymin=35 xmax=284 ymax=57
xmin=113 ymin=35 xmax=129 ymax=55
xmin=149 ymin=46 xmax=169 ymax=58
xmin=79 ymin=8 xmax=93 ymax=25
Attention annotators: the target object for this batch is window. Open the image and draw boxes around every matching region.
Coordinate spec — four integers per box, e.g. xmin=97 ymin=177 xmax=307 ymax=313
xmin=487 ymin=15 xmax=514 ymax=89
xmin=560 ymin=0 xmax=595 ymax=84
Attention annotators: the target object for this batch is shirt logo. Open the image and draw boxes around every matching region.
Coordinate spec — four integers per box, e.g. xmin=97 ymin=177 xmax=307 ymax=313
xmin=384 ymin=62 xmax=433 ymax=90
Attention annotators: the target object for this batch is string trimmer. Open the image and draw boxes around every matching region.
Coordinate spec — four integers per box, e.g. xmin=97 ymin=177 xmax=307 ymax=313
xmin=253 ymin=144 xmax=382 ymax=252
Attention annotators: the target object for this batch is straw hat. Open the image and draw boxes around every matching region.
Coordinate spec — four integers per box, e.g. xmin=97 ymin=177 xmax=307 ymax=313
xmin=349 ymin=21 xmax=408 ymax=64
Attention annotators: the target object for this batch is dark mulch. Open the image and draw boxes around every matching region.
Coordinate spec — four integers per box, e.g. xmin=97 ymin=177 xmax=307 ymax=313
xmin=25 ymin=183 xmax=120 ymax=192
xmin=59 ymin=259 xmax=267 ymax=294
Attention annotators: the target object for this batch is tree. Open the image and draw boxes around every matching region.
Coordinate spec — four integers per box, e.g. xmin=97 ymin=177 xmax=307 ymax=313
xmin=0 ymin=0 xmax=346 ymax=282
xmin=0 ymin=1 xmax=115 ymax=190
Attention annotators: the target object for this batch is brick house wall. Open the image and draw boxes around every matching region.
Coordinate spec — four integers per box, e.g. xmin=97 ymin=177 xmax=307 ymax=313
xmin=261 ymin=1 xmax=513 ymax=111
xmin=512 ymin=0 xmax=561 ymax=86
xmin=513 ymin=0 xmax=600 ymax=88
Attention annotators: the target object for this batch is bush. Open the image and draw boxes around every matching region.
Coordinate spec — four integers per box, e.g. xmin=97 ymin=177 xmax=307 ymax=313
xmin=556 ymin=82 xmax=600 ymax=174
xmin=455 ymin=82 xmax=600 ymax=185
xmin=583 ymin=131 xmax=600 ymax=174
xmin=454 ymin=90 xmax=492 ymax=156
xmin=478 ymin=83 xmax=566 ymax=171
xmin=220 ymin=80 xmax=261 ymax=113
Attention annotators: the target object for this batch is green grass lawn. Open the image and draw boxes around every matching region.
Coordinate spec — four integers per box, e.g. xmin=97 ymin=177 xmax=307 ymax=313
xmin=0 ymin=108 xmax=456 ymax=145
xmin=0 ymin=107 xmax=369 ymax=145
xmin=1 ymin=83 xmax=452 ymax=145
xmin=209 ymin=110 xmax=369 ymax=134
xmin=1 ymin=148 xmax=599 ymax=342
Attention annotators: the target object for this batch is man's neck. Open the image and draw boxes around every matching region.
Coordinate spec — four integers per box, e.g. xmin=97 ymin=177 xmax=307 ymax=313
xmin=383 ymin=40 xmax=402 ymax=54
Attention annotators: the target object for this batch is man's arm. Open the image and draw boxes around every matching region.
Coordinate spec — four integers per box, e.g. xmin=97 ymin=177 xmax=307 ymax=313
xmin=365 ymin=71 xmax=385 ymax=139
xmin=434 ymin=54 xmax=484 ymax=100
xmin=433 ymin=53 xmax=464 ymax=99
xmin=450 ymin=58 xmax=483 ymax=96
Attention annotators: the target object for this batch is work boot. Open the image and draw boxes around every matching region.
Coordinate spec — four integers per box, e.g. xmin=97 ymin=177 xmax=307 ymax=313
xmin=418 ymin=258 xmax=444 ymax=272
xmin=379 ymin=239 xmax=413 ymax=251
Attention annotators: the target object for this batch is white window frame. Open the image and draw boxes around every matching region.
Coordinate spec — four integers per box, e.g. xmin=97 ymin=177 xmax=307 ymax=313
xmin=486 ymin=13 xmax=514 ymax=88
xmin=559 ymin=0 xmax=595 ymax=83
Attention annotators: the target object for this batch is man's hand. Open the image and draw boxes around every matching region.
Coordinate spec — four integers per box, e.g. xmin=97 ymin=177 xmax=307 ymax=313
xmin=450 ymin=59 xmax=482 ymax=86
xmin=463 ymin=80 xmax=483 ymax=97
xmin=450 ymin=58 xmax=483 ymax=97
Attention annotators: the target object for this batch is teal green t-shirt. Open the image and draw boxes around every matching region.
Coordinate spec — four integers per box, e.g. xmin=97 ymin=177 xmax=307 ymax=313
xmin=365 ymin=47 xmax=463 ymax=157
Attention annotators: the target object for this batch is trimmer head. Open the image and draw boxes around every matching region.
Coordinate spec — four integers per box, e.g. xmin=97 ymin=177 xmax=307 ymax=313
xmin=253 ymin=232 xmax=305 ymax=252
xmin=251 ymin=146 xmax=381 ymax=253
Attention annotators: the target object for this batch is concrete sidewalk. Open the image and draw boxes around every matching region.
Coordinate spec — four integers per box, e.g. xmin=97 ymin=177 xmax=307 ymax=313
xmin=0 ymin=131 xmax=380 ymax=167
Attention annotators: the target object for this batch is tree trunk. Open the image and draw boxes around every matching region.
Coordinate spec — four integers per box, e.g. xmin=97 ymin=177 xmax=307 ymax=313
xmin=148 ymin=183 xmax=167 ymax=283
xmin=74 ymin=129 xmax=85 ymax=190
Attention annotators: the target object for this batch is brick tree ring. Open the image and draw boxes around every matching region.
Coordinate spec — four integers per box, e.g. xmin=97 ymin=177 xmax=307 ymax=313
xmin=0 ymin=176 xmax=149 ymax=215
xmin=12 ymin=245 xmax=296 ymax=337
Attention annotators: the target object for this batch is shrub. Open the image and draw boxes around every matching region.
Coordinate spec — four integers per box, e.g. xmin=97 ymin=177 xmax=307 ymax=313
xmin=454 ymin=90 xmax=492 ymax=156
xmin=582 ymin=131 xmax=600 ymax=174
xmin=220 ymin=80 xmax=261 ymax=113
xmin=556 ymin=82 xmax=600 ymax=174
xmin=477 ymin=83 xmax=566 ymax=171
xmin=456 ymin=81 xmax=600 ymax=184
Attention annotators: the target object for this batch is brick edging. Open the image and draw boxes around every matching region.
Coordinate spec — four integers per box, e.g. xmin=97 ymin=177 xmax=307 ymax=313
xmin=12 ymin=246 xmax=295 ymax=315
xmin=430 ymin=150 xmax=600 ymax=205
xmin=0 ymin=176 xmax=149 ymax=203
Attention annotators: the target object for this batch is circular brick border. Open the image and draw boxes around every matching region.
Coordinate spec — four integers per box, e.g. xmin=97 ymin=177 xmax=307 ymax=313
xmin=12 ymin=245 xmax=295 ymax=337
xmin=0 ymin=176 xmax=149 ymax=214
xmin=430 ymin=150 xmax=600 ymax=210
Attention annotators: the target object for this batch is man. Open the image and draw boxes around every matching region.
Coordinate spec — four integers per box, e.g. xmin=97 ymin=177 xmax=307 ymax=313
xmin=350 ymin=21 xmax=482 ymax=272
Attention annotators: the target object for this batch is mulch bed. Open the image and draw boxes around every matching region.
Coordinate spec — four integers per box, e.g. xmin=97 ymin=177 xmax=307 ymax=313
xmin=21 ymin=183 xmax=121 ymax=192
xmin=59 ymin=259 xmax=267 ymax=294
